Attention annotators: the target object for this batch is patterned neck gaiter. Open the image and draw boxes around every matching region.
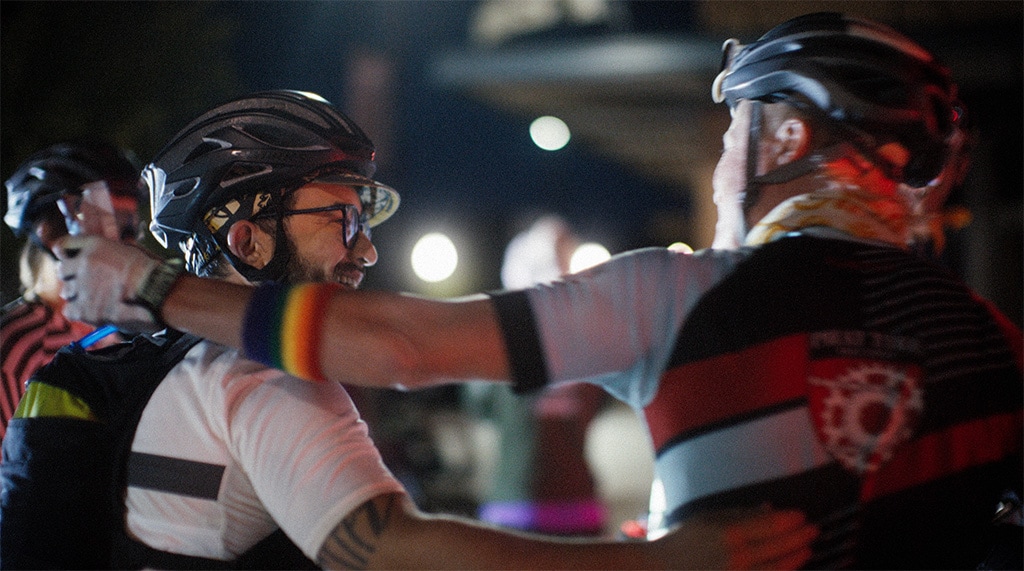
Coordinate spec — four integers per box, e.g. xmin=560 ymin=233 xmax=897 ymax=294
xmin=745 ymin=182 xmax=913 ymax=248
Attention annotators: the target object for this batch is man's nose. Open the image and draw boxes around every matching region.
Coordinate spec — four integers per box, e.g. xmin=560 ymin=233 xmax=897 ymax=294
xmin=353 ymin=230 xmax=378 ymax=266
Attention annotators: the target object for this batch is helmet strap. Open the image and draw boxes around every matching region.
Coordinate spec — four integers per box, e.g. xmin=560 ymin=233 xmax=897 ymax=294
xmin=741 ymin=100 xmax=764 ymax=220
xmin=203 ymin=187 xmax=298 ymax=284
xmin=232 ymin=213 xmax=293 ymax=284
xmin=742 ymin=99 xmax=898 ymax=204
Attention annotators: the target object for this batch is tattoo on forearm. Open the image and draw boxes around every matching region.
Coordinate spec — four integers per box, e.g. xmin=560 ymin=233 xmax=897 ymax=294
xmin=318 ymin=495 xmax=397 ymax=570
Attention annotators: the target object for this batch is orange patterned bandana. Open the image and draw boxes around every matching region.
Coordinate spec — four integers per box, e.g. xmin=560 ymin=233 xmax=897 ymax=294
xmin=745 ymin=184 xmax=912 ymax=248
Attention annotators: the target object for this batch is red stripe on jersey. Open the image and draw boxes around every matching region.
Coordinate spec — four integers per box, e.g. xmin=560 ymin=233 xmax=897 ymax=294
xmin=1 ymin=301 xmax=90 ymax=440
xmin=645 ymin=334 xmax=809 ymax=451
xmin=862 ymin=410 xmax=1024 ymax=501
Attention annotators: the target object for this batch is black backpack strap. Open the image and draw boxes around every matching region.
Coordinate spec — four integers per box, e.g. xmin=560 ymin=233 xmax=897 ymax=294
xmin=1 ymin=330 xmax=203 ymax=570
xmin=112 ymin=528 xmax=318 ymax=570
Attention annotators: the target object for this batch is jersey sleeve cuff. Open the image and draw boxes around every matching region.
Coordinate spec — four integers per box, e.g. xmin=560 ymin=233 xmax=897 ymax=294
xmin=488 ymin=290 xmax=550 ymax=394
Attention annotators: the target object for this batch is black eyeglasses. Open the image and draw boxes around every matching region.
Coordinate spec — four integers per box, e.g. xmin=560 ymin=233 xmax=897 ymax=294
xmin=257 ymin=203 xmax=370 ymax=249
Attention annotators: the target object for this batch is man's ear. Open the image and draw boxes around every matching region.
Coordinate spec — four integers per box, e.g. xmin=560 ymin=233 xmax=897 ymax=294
xmin=773 ymin=118 xmax=811 ymax=166
xmin=225 ymin=220 xmax=274 ymax=269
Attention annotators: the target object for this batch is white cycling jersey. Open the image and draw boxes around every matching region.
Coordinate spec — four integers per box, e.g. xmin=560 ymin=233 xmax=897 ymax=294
xmin=126 ymin=340 xmax=404 ymax=560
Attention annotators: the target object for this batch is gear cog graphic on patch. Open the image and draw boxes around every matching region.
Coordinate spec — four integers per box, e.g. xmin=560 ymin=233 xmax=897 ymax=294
xmin=809 ymin=363 xmax=924 ymax=474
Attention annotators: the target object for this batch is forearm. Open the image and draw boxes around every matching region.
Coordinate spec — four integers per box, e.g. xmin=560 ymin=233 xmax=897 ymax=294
xmin=161 ymin=276 xmax=512 ymax=389
xmin=320 ymin=494 xmax=817 ymax=570
xmin=377 ymin=517 xmax=664 ymax=570
xmin=317 ymin=291 xmax=511 ymax=389
xmin=57 ymin=236 xmax=515 ymax=388
xmin=319 ymin=494 xmax=668 ymax=570
xmin=316 ymin=495 xmax=820 ymax=570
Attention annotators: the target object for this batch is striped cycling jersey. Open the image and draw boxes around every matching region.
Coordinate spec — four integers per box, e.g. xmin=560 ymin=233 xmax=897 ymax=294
xmin=0 ymin=299 xmax=92 ymax=439
xmin=491 ymin=232 xmax=1022 ymax=568
xmin=647 ymin=236 xmax=1022 ymax=569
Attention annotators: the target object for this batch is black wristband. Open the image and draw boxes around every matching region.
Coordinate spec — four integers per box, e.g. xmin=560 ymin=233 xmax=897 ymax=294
xmin=134 ymin=258 xmax=185 ymax=326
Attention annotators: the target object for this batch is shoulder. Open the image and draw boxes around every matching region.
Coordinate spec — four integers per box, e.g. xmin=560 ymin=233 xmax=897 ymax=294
xmin=608 ymin=245 xmax=752 ymax=272
xmin=597 ymin=245 xmax=752 ymax=293
xmin=169 ymin=340 xmax=350 ymax=406
xmin=173 ymin=340 xmax=278 ymax=387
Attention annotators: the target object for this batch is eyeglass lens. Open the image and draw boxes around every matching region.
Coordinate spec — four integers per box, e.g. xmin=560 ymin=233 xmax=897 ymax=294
xmin=342 ymin=206 xmax=370 ymax=248
xmin=270 ymin=204 xmax=370 ymax=248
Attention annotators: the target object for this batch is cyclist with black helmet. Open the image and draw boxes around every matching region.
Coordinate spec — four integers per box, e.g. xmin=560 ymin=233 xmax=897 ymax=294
xmin=25 ymin=90 xmax=816 ymax=569
xmin=0 ymin=140 xmax=143 ymax=438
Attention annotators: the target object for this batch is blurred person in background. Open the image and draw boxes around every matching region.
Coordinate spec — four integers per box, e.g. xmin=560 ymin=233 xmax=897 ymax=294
xmin=465 ymin=214 xmax=609 ymax=537
xmin=0 ymin=140 xmax=142 ymax=438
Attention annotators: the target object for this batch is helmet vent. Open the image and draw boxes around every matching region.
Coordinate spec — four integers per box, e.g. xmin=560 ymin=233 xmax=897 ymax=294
xmin=182 ymin=141 xmax=225 ymax=166
xmin=221 ymin=162 xmax=272 ymax=187
xmin=243 ymin=123 xmax=319 ymax=150
xmin=171 ymin=177 xmax=200 ymax=197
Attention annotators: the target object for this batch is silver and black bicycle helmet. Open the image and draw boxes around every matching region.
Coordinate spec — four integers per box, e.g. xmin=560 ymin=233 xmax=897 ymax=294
xmin=712 ymin=12 xmax=960 ymax=187
xmin=4 ymin=140 xmax=141 ymax=238
xmin=145 ymin=90 xmax=399 ymax=279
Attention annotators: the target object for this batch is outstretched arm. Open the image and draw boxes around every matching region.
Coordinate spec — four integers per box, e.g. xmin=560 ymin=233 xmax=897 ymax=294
xmin=319 ymin=493 xmax=816 ymax=570
xmin=163 ymin=273 xmax=511 ymax=388
xmin=57 ymin=235 xmax=511 ymax=389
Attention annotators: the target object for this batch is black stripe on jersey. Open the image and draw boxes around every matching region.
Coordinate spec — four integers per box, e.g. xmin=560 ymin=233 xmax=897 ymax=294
xmin=854 ymin=458 xmax=1019 ymax=569
xmin=670 ymin=237 xmax=869 ymax=367
xmin=915 ymin=367 xmax=1022 ymax=434
xmin=1 ymin=302 xmax=56 ymax=410
xmin=854 ymin=247 xmax=1018 ymax=383
xmin=665 ymin=462 xmax=861 ymax=569
xmin=1 ymin=301 xmax=52 ymax=357
xmin=664 ymin=456 xmax=1016 ymax=569
xmin=127 ymin=452 xmax=226 ymax=500
xmin=8 ymin=339 xmax=45 ymax=394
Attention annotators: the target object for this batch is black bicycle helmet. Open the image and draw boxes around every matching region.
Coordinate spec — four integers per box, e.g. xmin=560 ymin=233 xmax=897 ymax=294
xmin=4 ymin=140 xmax=141 ymax=237
xmin=712 ymin=12 xmax=959 ymax=187
xmin=145 ymin=90 xmax=399 ymax=277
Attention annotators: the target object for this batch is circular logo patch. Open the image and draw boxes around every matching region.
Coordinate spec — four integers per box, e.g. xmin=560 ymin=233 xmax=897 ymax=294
xmin=808 ymin=362 xmax=923 ymax=474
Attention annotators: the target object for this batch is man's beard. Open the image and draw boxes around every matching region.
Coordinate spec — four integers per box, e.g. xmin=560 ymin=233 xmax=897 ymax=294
xmin=281 ymin=232 xmax=362 ymax=288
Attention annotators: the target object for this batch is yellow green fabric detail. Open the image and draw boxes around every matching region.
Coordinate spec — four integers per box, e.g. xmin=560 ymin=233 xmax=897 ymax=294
xmin=13 ymin=382 xmax=98 ymax=421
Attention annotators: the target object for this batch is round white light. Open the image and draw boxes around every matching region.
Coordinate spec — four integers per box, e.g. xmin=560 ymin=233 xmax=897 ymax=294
xmin=529 ymin=116 xmax=571 ymax=151
xmin=667 ymin=242 xmax=694 ymax=254
xmin=569 ymin=242 xmax=610 ymax=274
xmin=411 ymin=232 xmax=458 ymax=283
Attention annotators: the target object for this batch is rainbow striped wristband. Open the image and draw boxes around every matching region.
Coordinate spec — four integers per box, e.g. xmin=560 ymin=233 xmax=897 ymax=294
xmin=242 ymin=282 xmax=339 ymax=382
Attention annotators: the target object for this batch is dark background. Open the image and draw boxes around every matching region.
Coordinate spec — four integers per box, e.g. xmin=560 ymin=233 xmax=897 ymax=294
xmin=2 ymin=1 xmax=1021 ymax=327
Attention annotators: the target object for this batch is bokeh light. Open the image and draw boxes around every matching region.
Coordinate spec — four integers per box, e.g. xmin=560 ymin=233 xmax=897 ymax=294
xmin=569 ymin=242 xmax=610 ymax=273
xmin=411 ymin=232 xmax=459 ymax=283
xmin=529 ymin=115 xmax=571 ymax=151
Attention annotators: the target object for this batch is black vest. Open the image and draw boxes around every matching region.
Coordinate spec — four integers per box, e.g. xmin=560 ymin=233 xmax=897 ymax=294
xmin=1 ymin=330 xmax=318 ymax=570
